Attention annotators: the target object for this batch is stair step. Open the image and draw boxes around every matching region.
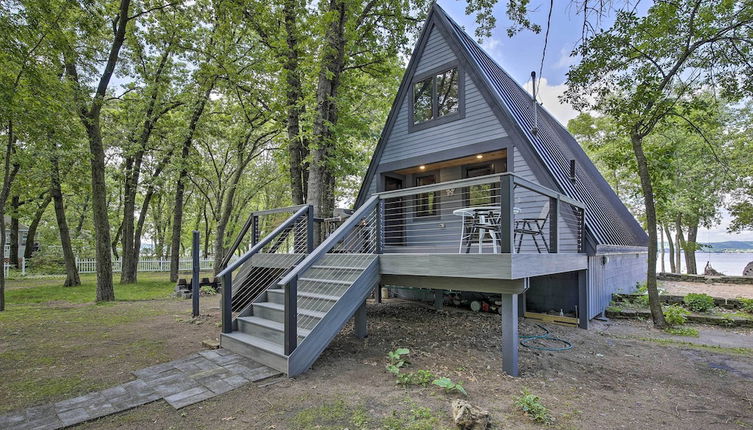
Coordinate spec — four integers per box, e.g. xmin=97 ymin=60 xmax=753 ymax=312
xmin=220 ymin=331 xmax=287 ymax=373
xmin=297 ymin=278 xmax=353 ymax=296
xmin=299 ymin=277 xmax=351 ymax=285
xmin=267 ymin=289 xmax=341 ymax=303
xmin=310 ymin=265 xmax=364 ymax=271
xmin=237 ymin=316 xmax=310 ymax=344
xmin=252 ymin=302 xmax=326 ymax=329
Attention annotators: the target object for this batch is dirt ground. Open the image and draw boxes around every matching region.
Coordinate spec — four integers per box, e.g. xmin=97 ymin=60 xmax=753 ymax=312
xmin=659 ymin=280 xmax=753 ymax=299
xmin=63 ymin=300 xmax=753 ymax=430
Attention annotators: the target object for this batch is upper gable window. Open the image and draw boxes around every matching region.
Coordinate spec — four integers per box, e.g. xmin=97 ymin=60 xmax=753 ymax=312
xmin=411 ymin=64 xmax=463 ymax=131
xmin=436 ymin=68 xmax=459 ymax=116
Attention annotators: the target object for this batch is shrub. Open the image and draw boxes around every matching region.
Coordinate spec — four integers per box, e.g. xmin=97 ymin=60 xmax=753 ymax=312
xmin=431 ymin=376 xmax=467 ymax=396
xmin=199 ymin=285 xmax=217 ymax=296
xmin=386 ymin=348 xmax=410 ymax=375
xmin=684 ymin=293 xmax=715 ymax=313
xmin=664 ymin=326 xmax=699 ymax=337
xmin=664 ymin=305 xmax=690 ymax=326
xmin=514 ymin=390 xmax=552 ymax=424
xmin=738 ymin=298 xmax=753 ymax=314
xmin=634 ymin=294 xmax=650 ymax=308
xmin=397 ymin=370 xmax=435 ymax=387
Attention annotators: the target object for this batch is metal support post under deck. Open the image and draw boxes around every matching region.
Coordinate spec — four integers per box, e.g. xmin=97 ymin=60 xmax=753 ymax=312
xmin=501 ymin=293 xmax=519 ymax=377
xmin=355 ymin=301 xmax=368 ymax=338
xmin=221 ymin=272 xmax=232 ymax=333
xmin=191 ymin=231 xmax=200 ymax=317
xmin=433 ymin=289 xmax=444 ymax=310
xmin=284 ymin=277 xmax=298 ymax=355
xmin=578 ymin=269 xmax=589 ymax=329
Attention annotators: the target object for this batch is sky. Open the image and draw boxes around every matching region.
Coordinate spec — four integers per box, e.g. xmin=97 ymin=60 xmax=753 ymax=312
xmin=435 ymin=0 xmax=753 ymax=243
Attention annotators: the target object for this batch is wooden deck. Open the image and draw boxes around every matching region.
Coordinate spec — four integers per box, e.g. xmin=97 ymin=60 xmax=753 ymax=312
xmin=379 ymin=253 xmax=587 ymax=294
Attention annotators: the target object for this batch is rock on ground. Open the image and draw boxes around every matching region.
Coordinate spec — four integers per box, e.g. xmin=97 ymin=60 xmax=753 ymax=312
xmin=451 ymin=399 xmax=490 ymax=430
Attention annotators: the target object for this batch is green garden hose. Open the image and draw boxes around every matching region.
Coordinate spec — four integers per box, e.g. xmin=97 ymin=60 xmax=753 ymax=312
xmin=520 ymin=324 xmax=573 ymax=351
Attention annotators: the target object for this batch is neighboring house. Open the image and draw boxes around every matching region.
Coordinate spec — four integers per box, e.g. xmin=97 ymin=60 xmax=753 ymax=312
xmin=3 ymin=215 xmax=30 ymax=262
xmin=217 ymin=4 xmax=647 ymax=378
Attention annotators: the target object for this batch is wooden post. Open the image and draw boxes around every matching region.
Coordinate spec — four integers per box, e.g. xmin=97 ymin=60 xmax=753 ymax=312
xmin=549 ymin=197 xmax=559 ymax=253
xmin=499 ymin=175 xmax=514 ymax=254
xmin=501 ymin=293 xmax=519 ymax=376
xmin=284 ymin=276 xmax=298 ymax=355
xmin=221 ymin=272 xmax=232 ymax=333
xmin=578 ymin=269 xmax=589 ymax=329
xmin=355 ymin=301 xmax=368 ymax=338
xmin=192 ymin=230 xmax=200 ymax=317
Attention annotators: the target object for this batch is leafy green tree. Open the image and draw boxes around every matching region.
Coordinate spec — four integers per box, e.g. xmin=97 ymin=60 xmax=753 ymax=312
xmin=565 ymin=0 xmax=753 ymax=326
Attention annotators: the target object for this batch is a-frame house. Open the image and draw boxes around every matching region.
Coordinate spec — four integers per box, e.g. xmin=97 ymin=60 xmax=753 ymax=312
xmin=218 ymin=4 xmax=648 ymax=378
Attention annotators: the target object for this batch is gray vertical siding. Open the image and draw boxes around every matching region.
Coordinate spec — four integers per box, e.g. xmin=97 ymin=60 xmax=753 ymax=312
xmin=512 ymin=147 xmax=579 ymax=253
xmin=588 ymin=251 xmax=647 ymax=318
xmin=379 ymin=26 xmax=507 ymax=164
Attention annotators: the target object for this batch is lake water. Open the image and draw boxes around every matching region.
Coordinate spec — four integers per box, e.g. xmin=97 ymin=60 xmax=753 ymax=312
xmin=659 ymin=251 xmax=753 ymax=276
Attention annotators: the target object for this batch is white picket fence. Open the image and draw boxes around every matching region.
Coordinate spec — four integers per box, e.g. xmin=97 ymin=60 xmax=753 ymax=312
xmin=3 ymin=260 xmax=26 ymax=277
xmin=75 ymin=257 xmax=216 ymax=274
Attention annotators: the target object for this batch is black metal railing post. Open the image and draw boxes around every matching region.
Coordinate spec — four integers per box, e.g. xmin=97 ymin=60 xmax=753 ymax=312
xmin=221 ymin=272 xmax=233 ymax=333
xmin=499 ymin=175 xmax=514 ymax=253
xmin=192 ymin=231 xmax=200 ymax=317
xmin=376 ymin=199 xmax=384 ymax=254
xmin=284 ymin=276 xmax=298 ymax=355
xmin=306 ymin=206 xmax=314 ymax=253
xmin=252 ymin=214 xmax=259 ymax=245
xmin=549 ymin=196 xmax=560 ymax=253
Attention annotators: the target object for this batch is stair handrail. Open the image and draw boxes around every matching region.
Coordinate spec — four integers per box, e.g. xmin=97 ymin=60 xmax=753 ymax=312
xmin=220 ymin=204 xmax=308 ymax=269
xmin=220 ymin=204 xmax=313 ymax=334
xmin=278 ymin=195 xmax=380 ymax=355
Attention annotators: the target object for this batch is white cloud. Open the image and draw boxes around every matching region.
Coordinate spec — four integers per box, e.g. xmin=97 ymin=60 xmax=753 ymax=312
xmin=554 ymin=46 xmax=579 ymax=69
xmin=522 ymin=77 xmax=580 ymax=126
xmin=480 ymin=37 xmax=504 ymax=59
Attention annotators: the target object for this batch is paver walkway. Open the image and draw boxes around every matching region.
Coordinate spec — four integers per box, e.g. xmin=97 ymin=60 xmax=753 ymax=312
xmin=0 ymin=349 xmax=279 ymax=430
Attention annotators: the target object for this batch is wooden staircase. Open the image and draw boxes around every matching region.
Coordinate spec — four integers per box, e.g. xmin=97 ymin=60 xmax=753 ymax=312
xmin=219 ymin=197 xmax=381 ymax=376
xmin=220 ymin=254 xmax=378 ymax=373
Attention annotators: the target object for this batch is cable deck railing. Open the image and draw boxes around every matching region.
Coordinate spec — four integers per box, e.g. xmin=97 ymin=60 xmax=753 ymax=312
xmin=376 ymin=173 xmax=585 ymax=255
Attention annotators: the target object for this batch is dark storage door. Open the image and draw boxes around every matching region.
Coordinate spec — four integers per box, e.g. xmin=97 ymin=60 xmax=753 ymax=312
xmin=384 ymin=176 xmax=404 ymax=246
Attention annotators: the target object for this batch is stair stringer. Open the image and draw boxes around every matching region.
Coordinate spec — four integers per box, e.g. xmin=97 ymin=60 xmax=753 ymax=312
xmin=286 ymin=256 xmax=380 ymax=376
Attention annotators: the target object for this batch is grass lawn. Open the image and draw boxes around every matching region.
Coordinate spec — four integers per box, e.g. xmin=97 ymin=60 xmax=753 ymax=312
xmin=0 ymin=272 xmax=220 ymax=414
xmin=4 ymin=272 xmax=214 ymax=304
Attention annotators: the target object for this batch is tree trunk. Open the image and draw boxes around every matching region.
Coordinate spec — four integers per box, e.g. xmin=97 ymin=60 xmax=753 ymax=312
xmin=283 ymin=0 xmax=308 ymax=205
xmin=307 ymin=0 xmax=347 ymax=218
xmin=675 ymin=215 xmax=684 ymax=275
xmin=213 ymin=158 xmax=246 ymax=273
xmin=74 ymin=195 xmax=89 ymax=238
xmin=120 ymin=155 xmax=138 ymax=283
xmin=50 ymin=153 xmax=81 ymax=287
xmin=631 ymin=133 xmax=665 ymax=327
xmin=0 ymin=121 xmax=21 ymax=311
xmin=64 ymin=0 xmax=131 ymax=301
xmin=663 ymin=223 xmax=676 ymax=273
xmin=23 ymin=194 xmax=51 ymax=260
xmin=121 ymin=46 xmax=173 ymax=284
xmin=170 ymin=82 xmax=213 ymax=282
xmin=202 ymin=202 xmax=211 ymax=259
xmin=659 ymin=225 xmax=665 ymax=273
xmin=9 ymin=195 xmax=19 ymax=268
xmin=685 ymin=220 xmax=698 ymax=274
